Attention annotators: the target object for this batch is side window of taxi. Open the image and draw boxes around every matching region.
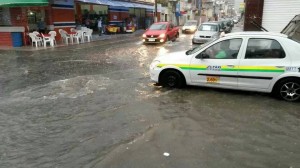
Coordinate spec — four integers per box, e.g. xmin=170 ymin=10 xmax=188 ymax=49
xmin=245 ymin=39 xmax=286 ymax=59
xmin=201 ymin=38 xmax=242 ymax=59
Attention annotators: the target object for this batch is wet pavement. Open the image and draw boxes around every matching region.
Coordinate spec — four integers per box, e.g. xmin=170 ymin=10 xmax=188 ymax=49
xmin=0 ymin=26 xmax=300 ymax=168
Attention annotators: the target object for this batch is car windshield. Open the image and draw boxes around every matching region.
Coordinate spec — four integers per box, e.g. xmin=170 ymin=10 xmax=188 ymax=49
xmin=149 ymin=24 xmax=167 ymax=30
xmin=184 ymin=22 xmax=197 ymax=26
xmin=198 ymin=24 xmax=218 ymax=31
xmin=186 ymin=38 xmax=218 ymax=55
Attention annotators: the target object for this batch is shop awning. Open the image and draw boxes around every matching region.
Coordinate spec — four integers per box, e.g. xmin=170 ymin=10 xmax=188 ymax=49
xmin=0 ymin=0 xmax=49 ymax=7
xmin=76 ymin=0 xmax=153 ymax=9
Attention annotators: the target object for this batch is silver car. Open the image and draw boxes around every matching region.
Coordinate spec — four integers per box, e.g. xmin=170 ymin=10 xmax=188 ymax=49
xmin=192 ymin=22 xmax=222 ymax=44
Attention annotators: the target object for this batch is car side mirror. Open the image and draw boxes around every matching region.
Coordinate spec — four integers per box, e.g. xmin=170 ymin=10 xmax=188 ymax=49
xmin=196 ymin=52 xmax=209 ymax=59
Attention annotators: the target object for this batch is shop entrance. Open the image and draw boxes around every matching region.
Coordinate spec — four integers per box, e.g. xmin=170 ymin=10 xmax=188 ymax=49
xmin=26 ymin=8 xmax=46 ymax=32
xmin=77 ymin=4 xmax=108 ymax=31
xmin=129 ymin=8 xmax=146 ymax=29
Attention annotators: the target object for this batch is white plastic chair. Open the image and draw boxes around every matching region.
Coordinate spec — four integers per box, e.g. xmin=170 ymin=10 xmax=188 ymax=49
xmin=42 ymin=33 xmax=54 ymax=47
xmin=72 ymin=30 xmax=83 ymax=44
xmin=83 ymin=29 xmax=93 ymax=42
xmin=28 ymin=33 xmax=42 ymax=47
xmin=32 ymin=31 xmax=40 ymax=36
xmin=70 ymin=28 xmax=77 ymax=32
xmin=48 ymin=31 xmax=57 ymax=45
xmin=59 ymin=29 xmax=71 ymax=44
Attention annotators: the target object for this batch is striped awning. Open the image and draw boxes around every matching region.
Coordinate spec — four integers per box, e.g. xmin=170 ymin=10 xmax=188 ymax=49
xmin=0 ymin=0 xmax=48 ymax=7
xmin=76 ymin=0 xmax=154 ymax=9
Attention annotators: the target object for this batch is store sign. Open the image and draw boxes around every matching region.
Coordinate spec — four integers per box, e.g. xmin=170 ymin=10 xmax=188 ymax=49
xmin=157 ymin=4 xmax=162 ymax=13
xmin=51 ymin=0 xmax=74 ymax=6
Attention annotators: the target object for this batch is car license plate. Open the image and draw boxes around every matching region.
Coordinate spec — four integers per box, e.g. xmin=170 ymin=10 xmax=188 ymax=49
xmin=148 ymin=38 xmax=156 ymax=42
xmin=206 ymin=76 xmax=220 ymax=83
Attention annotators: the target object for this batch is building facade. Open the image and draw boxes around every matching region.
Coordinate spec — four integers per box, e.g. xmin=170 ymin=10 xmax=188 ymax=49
xmin=244 ymin=0 xmax=300 ymax=32
xmin=0 ymin=0 xmax=154 ymax=47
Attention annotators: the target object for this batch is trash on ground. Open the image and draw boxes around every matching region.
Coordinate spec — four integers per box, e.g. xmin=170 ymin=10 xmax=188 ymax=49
xmin=163 ymin=152 xmax=170 ymax=157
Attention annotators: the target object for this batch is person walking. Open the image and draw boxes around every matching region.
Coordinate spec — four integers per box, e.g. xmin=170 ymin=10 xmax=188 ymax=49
xmin=98 ymin=18 xmax=102 ymax=36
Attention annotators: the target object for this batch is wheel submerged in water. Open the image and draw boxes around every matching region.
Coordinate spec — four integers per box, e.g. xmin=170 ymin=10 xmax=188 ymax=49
xmin=160 ymin=70 xmax=185 ymax=88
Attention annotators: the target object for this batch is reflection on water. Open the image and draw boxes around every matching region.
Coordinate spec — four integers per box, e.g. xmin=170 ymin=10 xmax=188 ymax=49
xmin=10 ymin=75 xmax=110 ymax=100
xmin=157 ymin=46 xmax=169 ymax=57
xmin=1 ymin=34 xmax=299 ymax=168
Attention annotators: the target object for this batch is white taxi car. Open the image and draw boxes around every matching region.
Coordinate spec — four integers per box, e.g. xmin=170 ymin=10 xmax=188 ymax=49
xmin=150 ymin=32 xmax=300 ymax=102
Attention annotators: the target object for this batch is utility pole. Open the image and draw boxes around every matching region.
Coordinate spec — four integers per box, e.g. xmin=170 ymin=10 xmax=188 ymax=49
xmin=154 ymin=0 xmax=158 ymax=22
xmin=198 ymin=0 xmax=202 ymax=16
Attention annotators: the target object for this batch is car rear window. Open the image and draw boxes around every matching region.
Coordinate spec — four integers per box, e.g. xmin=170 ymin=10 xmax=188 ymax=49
xmin=245 ymin=38 xmax=286 ymax=59
xmin=198 ymin=24 xmax=218 ymax=31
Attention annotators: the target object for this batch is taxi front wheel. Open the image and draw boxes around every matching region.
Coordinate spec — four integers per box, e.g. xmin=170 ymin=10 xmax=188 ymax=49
xmin=273 ymin=78 xmax=300 ymax=102
xmin=160 ymin=70 xmax=185 ymax=88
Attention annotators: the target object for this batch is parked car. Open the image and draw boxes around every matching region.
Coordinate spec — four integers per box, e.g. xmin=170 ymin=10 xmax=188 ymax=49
xmin=192 ymin=22 xmax=223 ymax=44
xmin=233 ymin=17 xmax=239 ymax=24
xmin=150 ymin=32 xmax=300 ymax=102
xmin=182 ymin=20 xmax=198 ymax=33
xmin=225 ymin=19 xmax=234 ymax=33
xmin=142 ymin=22 xmax=180 ymax=44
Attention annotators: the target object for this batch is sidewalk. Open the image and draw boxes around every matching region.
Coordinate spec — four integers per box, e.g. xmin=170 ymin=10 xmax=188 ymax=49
xmin=0 ymin=29 xmax=145 ymax=51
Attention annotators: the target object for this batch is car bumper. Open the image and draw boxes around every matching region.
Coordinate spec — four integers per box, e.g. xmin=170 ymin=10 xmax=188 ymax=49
xmin=182 ymin=29 xmax=196 ymax=32
xmin=149 ymin=66 xmax=160 ymax=82
xmin=143 ymin=38 xmax=165 ymax=43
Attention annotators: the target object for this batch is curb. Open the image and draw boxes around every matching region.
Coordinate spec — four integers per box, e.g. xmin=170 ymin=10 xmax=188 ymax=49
xmin=0 ymin=30 xmax=145 ymax=51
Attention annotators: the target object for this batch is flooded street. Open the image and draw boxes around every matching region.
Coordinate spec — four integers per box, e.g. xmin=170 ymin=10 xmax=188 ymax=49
xmin=0 ymin=33 xmax=300 ymax=168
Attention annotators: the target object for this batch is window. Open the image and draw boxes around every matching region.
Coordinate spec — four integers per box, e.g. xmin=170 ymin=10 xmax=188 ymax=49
xmin=149 ymin=23 xmax=167 ymax=30
xmin=0 ymin=8 xmax=11 ymax=26
xmin=198 ymin=24 xmax=218 ymax=31
xmin=200 ymin=38 xmax=243 ymax=59
xmin=245 ymin=39 xmax=286 ymax=59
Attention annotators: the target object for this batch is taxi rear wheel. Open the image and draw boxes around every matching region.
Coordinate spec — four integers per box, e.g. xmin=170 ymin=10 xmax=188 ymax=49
xmin=274 ymin=78 xmax=300 ymax=102
xmin=160 ymin=70 xmax=185 ymax=88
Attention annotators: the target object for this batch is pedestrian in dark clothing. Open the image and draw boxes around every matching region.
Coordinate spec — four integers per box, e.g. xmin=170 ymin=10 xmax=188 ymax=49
xmin=98 ymin=18 xmax=102 ymax=36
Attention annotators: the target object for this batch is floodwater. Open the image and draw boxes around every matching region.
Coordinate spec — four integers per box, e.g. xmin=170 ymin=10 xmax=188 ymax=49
xmin=0 ymin=32 xmax=299 ymax=168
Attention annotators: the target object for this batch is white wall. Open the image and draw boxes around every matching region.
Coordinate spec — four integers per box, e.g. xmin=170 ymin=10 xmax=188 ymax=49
xmin=262 ymin=0 xmax=300 ymax=32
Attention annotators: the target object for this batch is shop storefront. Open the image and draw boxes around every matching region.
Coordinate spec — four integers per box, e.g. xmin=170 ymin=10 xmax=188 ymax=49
xmin=0 ymin=0 xmax=76 ymax=47
xmin=129 ymin=8 xmax=146 ymax=29
xmin=0 ymin=0 xmax=49 ymax=47
xmin=145 ymin=8 xmax=154 ymax=28
xmin=75 ymin=2 xmax=109 ymax=31
xmin=76 ymin=0 xmax=153 ymax=32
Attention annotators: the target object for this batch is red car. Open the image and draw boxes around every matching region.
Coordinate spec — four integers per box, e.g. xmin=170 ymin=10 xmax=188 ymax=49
xmin=142 ymin=22 xmax=180 ymax=43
